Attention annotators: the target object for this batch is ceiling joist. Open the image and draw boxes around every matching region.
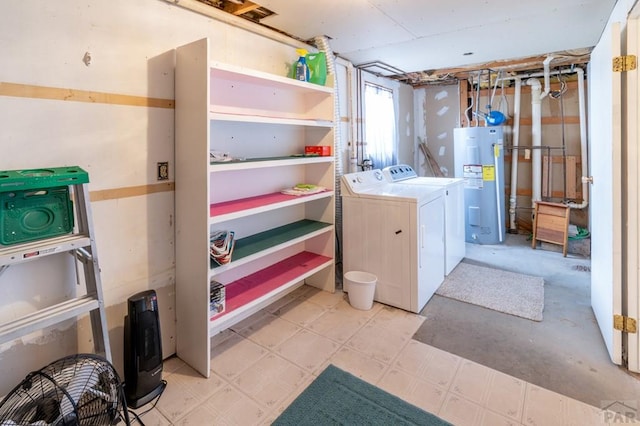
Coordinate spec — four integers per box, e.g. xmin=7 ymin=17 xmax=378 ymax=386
xmin=223 ymin=1 xmax=260 ymax=16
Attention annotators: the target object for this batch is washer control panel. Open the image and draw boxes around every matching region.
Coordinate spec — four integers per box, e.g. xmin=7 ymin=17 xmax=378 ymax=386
xmin=383 ymin=164 xmax=418 ymax=182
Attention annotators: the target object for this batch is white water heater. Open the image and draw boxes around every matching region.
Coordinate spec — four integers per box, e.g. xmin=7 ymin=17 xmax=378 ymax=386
xmin=454 ymin=127 xmax=505 ymax=244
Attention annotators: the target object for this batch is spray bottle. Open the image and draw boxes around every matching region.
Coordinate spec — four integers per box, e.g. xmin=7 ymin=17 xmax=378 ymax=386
xmin=295 ymin=48 xmax=309 ymax=82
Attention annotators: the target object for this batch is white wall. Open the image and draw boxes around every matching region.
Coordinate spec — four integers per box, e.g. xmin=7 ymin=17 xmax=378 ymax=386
xmin=0 ymin=0 xmax=325 ymax=393
xmin=413 ymin=85 xmax=460 ymax=176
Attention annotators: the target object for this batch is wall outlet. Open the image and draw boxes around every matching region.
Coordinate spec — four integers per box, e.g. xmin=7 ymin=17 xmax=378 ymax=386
xmin=157 ymin=162 xmax=169 ymax=181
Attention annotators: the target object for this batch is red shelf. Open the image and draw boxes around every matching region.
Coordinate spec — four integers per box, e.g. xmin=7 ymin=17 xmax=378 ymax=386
xmin=210 ymin=190 xmax=329 ymax=217
xmin=211 ymin=251 xmax=331 ymax=320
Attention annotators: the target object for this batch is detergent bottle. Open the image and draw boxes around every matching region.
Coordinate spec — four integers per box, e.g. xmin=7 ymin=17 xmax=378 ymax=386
xmin=295 ymin=48 xmax=309 ymax=82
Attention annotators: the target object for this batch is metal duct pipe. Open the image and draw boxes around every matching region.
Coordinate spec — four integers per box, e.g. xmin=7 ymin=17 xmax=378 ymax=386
xmin=527 ymin=78 xmax=543 ymax=209
xmin=509 ymin=78 xmax=522 ymax=232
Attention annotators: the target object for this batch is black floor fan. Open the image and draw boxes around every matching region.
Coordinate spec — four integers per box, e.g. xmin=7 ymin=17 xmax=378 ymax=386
xmin=0 ymin=353 xmax=130 ymax=425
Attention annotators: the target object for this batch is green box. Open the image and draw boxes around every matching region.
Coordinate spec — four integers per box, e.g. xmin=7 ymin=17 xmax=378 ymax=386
xmin=0 ymin=186 xmax=75 ymax=245
xmin=0 ymin=166 xmax=89 ymax=193
xmin=0 ymin=167 xmax=87 ymax=245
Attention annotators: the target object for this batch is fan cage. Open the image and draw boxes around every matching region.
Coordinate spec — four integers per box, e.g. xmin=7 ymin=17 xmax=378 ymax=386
xmin=0 ymin=353 xmax=128 ymax=426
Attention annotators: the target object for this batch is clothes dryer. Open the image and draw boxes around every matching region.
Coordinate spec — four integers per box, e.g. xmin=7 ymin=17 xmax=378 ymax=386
xmin=341 ymin=169 xmax=445 ymax=313
xmin=383 ymin=165 xmax=465 ymax=275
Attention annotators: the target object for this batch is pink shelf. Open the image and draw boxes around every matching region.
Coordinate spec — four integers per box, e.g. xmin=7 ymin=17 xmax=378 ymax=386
xmin=211 ymin=251 xmax=331 ymax=320
xmin=210 ymin=190 xmax=328 ymax=217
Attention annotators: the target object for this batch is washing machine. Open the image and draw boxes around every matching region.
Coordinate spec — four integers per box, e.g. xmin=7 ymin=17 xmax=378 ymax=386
xmin=341 ymin=169 xmax=445 ymax=313
xmin=382 ymin=164 xmax=465 ymax=275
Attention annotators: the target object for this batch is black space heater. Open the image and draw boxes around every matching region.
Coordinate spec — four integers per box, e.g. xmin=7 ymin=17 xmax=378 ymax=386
xmin=124 ymin=289 xmax=164 ymax=408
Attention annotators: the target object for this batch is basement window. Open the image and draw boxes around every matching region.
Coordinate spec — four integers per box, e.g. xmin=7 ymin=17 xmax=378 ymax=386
xmin=364 ymin=83 xmax=397 ymax=169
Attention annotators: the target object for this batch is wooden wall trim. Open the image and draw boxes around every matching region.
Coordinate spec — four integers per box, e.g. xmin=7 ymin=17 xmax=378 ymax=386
xmin=90 ymin=182 xmax=175 ymax=202
xmin=0 ymin=82 xmax=174 ymax=109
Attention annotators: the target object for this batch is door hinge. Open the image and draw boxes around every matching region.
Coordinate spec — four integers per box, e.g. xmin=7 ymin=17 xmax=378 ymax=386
xmin=612 ymin=55 xmax=637 ymax=72
xmin=614 ymin=314 xmax=637 ymax=333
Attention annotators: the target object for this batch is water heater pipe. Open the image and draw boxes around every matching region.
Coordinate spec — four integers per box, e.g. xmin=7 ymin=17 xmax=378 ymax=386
xmin=566 ymin=67 xmax=589 ymax=209
xmin=509 ymin=78 xmax=522 ymax=232
xmin=527 ymin=78 xmax=543 ymax=208
xmin=494 ymin=143 xmax=504 ymax=242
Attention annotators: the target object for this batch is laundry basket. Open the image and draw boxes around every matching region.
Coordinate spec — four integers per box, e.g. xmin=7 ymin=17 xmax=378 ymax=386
xmin=344 ymin=271 xmax=377 ymax=310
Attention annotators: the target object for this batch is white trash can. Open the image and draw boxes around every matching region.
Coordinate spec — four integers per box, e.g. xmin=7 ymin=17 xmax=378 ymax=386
xmin=344 ymin=271 xmax=377 ymax=310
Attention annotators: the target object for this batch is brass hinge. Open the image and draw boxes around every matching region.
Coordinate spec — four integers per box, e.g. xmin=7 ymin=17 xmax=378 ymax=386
xmin=614 ymin=314 xmax=638 ymax=333
xmin=613 ymin=55 xmax=637 ymax=72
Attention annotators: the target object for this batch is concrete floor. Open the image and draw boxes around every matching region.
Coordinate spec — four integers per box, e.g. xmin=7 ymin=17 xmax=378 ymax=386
xmin=413 ymin=233 xmax=640 ymax=408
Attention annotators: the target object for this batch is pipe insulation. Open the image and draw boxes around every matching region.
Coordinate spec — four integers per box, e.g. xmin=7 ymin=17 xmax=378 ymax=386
xmin=509 ymin=78 xmax=522 ymax=232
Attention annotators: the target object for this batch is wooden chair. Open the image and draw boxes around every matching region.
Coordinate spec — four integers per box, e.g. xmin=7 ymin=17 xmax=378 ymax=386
xmin=531 ymin=201 xmax=571 ymax=257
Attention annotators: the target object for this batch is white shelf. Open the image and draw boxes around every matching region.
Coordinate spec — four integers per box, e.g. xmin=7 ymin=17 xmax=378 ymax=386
xmin=209 ymin=190 xmax=334 ymax=224
xmin=209 ymin=156 xmax=333 ymax=172
xmin=175 ymin=38 xmax=335 ymax=378
xmin=209 ymin=253 xmax=333 ymax=337
xmin=210 ymin=61 xmax=334 ymax=95
xmin=210 ymin=221 xmax=334 ymax=275
xmin=210 ymin=111 xmax=334 ymax=127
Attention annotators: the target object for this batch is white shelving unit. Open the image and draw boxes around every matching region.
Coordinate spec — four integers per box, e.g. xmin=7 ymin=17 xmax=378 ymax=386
xmin=175 ymin=38 xmax=336 ymax=377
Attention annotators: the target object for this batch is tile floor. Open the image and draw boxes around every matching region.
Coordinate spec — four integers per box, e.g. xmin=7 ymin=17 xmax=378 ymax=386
xmin=133 ymin=285 xmax=619 ymax=425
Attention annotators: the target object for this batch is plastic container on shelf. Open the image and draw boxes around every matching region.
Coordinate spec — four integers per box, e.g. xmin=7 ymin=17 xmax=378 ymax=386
xmin=344 ymin=271 xmax=377 ymax=310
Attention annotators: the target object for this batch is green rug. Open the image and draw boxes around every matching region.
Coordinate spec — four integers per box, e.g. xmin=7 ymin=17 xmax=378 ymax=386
xmin=273 ymin=365 xmax=452 ymax=425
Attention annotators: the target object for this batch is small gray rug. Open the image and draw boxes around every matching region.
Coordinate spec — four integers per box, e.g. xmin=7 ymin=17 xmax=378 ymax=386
xmin=436 ymin=262 xmax=544 ymax=321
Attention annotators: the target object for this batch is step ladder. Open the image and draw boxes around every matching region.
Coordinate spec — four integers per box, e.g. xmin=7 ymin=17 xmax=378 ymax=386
xmin=0 ymin=167 xmax=111 ymax=362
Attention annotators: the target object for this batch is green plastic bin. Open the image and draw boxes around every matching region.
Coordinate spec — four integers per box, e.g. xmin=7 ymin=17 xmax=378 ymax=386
xmin=0 ymin=167 xmax=89 ymax=245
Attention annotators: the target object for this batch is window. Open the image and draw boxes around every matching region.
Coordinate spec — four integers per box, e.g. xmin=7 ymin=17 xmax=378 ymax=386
xmin=364 ymin=82 xmax=397 ymax=170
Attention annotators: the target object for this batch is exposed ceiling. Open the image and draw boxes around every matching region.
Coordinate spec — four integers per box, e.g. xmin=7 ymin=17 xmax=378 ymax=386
xmin=199 ymin=0 xmax=619 ymax=85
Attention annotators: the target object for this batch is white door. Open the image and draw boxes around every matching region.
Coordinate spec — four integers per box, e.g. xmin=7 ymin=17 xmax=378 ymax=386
xmin=590 ymin=22 xmax=623 ymax=365
xmin=624 ymin=12 xmax=640 ymax=373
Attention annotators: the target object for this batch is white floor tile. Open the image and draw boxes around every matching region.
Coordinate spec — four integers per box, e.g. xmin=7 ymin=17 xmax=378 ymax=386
xmin=450 ymin=358 xmax=493 ymax=405
xmin=326 ymin=345 xmax=389 ymax=384
xmin=168 ymin=286 xmax=610 ymax=426
xmin=485 ymin=369 xmax=527 ymax=423
xmin=377 ymin=367 xmax=448 ymax=414
xmin=438 ymin=393 xmax=483 ymax=426
xmin=273 ymin=299 xmax=328 ymax=327
xmin=522 ymin=383 xmax=565 ymax=426
xmin=232 ymin=353 xmax=309 ymax=409
xmin=276 ymin=328 xmax=340 ymax=373
xmin=346 ymin=322 xmax=411 ymax=363
xmin=236 ymin=312 xmax=302 ymax=349
xmin=209 ymin=332 xmax=268 ymax=380
xmin=203 ymin=384 xmax=270 ymax=425
xmin=306 ymin=299 xmax=377 ymax=343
